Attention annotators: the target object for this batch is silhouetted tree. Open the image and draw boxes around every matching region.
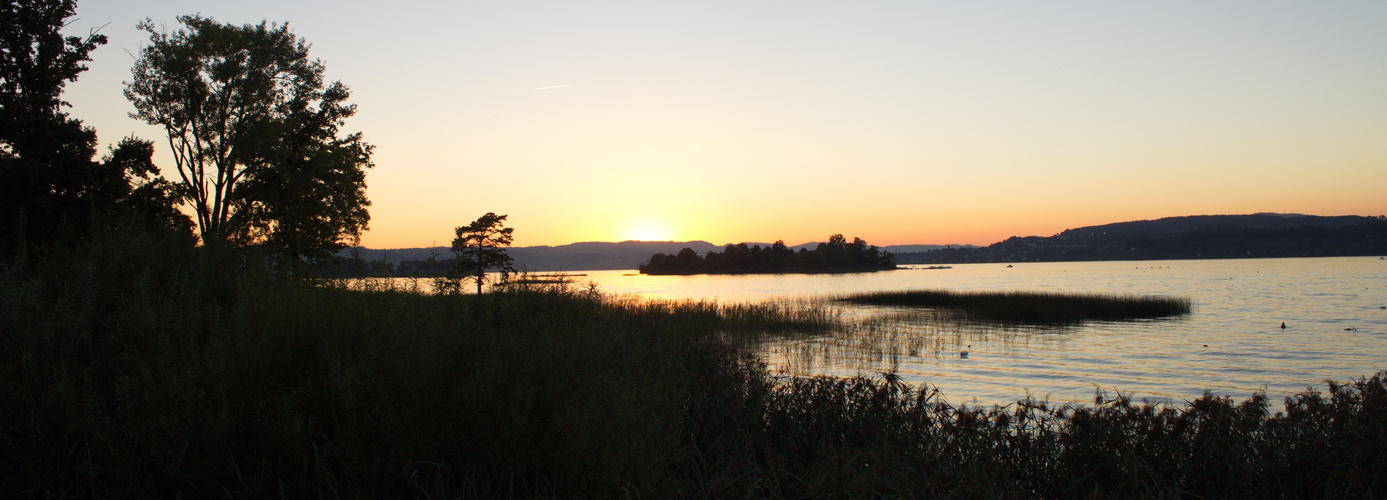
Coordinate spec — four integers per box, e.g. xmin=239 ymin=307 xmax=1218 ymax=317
xmin=639 ymin=234 xmax=895 ymax=274
xmin=2 ymin=0 xmax=191 ymax=250
xmin=126 ymin=15 xmax=372 ymax=259
xmin=448 ymin=212 xmax=516 ymax=294
xmin=97 ymin=136 xmax=195 ymax=239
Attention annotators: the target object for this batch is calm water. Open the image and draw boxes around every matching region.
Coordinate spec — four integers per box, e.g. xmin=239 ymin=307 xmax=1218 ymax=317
xmin=577 ymin=257 xmax=1387 ymax=407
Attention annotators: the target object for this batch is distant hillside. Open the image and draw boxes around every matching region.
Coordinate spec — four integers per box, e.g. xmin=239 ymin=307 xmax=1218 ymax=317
xmin=896 ymin=214 xmax=1387 ymax=264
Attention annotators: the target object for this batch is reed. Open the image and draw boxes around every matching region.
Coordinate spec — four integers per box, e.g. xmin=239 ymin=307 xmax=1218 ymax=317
xmin=0 ymin=227 xmax=836 ymax=498
xmin=683 ymin=364 xmax=1387 ymax=499
xmin=838 ymin=289 xmax=1192 ymax=324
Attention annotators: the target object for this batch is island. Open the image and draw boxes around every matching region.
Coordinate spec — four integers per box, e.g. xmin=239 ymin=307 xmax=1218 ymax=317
xmin=638 ymin=234 xmax=898 ymax=275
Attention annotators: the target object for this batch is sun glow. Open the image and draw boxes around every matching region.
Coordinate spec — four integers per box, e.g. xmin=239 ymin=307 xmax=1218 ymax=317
xmin=622 ymin=216 xmax=675 ymax=242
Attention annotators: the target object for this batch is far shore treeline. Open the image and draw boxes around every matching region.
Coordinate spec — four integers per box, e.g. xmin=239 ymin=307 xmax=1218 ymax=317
xmin=638 ymin=234 xmax=897 ymax=275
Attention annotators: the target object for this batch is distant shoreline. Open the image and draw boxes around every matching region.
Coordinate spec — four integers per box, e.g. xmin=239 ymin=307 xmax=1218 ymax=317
xmin=640 ymin=265 xmax=901 ymax=276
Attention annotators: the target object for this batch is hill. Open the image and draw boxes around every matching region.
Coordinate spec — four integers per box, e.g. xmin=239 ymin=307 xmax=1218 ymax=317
xmin=895 ymin=214 xmax=1387 ymax=264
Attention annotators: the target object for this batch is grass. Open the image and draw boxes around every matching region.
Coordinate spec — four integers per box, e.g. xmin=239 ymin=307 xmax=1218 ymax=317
xmin=838 ymin=289 xmax=1193 ymax=325
xmin=3 ymin=225 xmax=1382 ymax=498
xmin=687 ymin=368 xmax=1387 ymax=498
xmin=0 ymin=226 xmax=830 ymax=498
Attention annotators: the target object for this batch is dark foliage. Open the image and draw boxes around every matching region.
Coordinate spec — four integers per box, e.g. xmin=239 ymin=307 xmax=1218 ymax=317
xmin=641 ymin=234 xmax=897 ymax=275
xmin=442 ymin=212 xmax=516 ymax=294
xmin=685 ymin=364 xmax=1387 ymax=498
xmin=126 ymin=15 xmax=371 ymax=259
xmin=0 ymin=0 xmax=192 ymax=251
xmin=839 ymin=289 xmax=1192 ymax=324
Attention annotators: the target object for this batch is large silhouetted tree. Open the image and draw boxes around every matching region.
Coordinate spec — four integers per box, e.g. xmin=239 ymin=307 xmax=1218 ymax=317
xmin=126 ymin=15 xmax=371 ymax=259
xmin=449 ymin=213 xmax=516 ymax=294
xmin=2 ymin=0 xmax=106 ymax=249
xmin=2 ymin=0 xmax=190 ymax=250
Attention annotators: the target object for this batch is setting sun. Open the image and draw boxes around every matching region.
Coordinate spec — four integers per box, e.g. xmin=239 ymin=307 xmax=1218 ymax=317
xmin=622 ymin=216 xmax=674 ymax=242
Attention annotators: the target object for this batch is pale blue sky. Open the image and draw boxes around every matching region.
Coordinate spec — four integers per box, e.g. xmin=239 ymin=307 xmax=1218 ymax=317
xmin=65 ymin=1 xmax=1387 ymax=247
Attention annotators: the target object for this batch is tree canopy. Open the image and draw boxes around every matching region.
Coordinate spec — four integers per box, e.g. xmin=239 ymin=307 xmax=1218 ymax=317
xmin=125 ymin=15 xmax=371 ymax=259
xmin=639 ymin=234 xmax=897 ymax=275
xmin=447 ymin=212 xmax=516 ymax=294
xmin=2 ymin=0 xmax=190 ymax=250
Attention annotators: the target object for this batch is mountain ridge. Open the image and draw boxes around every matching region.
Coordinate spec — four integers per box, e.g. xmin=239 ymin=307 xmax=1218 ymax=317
xmin=896 ymin=213 xmax=1387 ymax=264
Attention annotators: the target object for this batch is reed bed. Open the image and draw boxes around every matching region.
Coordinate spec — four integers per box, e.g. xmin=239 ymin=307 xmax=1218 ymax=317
xmin=3 ymin=227 xmax=1382 ymax=498
xmin=769 ymin=308 xmax=1041 ymax=379
xmin=684 ymin=365 xmax=1387 ymax=499
xmin=838 ymin=289 xmax=1193 ymax=324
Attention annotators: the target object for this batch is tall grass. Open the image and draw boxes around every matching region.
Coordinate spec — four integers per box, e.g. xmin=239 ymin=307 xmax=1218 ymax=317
xmin=682 ymin=365 xmax=1387 ymax=498
xmin=3 ymin=226 xmax=1382 ymax=498
xmin=0 ymin=226 xmax=830 ymax=498
xmin=839 ymin=289 xmax=1192 ymax=324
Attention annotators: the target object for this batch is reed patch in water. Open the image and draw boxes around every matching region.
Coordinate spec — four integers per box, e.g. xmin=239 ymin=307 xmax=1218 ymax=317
xmin=837 ymin=289 xmax=1192 ymax=324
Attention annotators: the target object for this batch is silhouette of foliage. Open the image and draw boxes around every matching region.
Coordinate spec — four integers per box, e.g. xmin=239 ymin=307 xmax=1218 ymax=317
xmin=445 ymin=212 xmax=516 ymax=294
xmin=126 ymin=15 xmax=371 ymax=259
xmin=640 ymin=234 xmax=896 ymax=275
xmin=1 ymin=0 xmax=191 ymax=251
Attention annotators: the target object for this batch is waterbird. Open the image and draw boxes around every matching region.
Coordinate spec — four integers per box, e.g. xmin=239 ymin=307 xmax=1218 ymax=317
xmin=960 ymin=345 xmax=971 ymax=358
xmin=1345 ymin=327 xmax=1358 ymax=331
xmin=1281 ymin=322 xmax=1286 ymax=329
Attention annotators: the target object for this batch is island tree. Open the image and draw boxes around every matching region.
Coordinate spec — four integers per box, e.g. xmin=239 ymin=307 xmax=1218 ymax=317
xmin=448 ymin=212 xmax=516 ymax=294
xmin=640 ymin=234 xmax=896 ymax=275
xmin=125 ymin=15 xmax=371 ymax=259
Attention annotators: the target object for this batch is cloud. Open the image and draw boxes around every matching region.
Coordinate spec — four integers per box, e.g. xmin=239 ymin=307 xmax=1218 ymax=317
xmin=531 ymin=84 xmax=570 ymax=91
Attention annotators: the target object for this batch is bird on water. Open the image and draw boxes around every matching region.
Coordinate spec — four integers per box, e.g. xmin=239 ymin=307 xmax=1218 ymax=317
xmin=1281 ymin=322 xmax=1286 ymax=329
xmin=960 ymin=345 xmax=971 ymax=358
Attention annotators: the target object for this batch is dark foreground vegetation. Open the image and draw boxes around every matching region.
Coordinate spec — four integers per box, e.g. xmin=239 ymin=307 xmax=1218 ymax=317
xmin=640 ymin=234 xmax=897 ymax=275
xmin=4 ymin=225 xmax=1386 ymax=498
xmin=839 ymin=289 xmax=1192 ymax=324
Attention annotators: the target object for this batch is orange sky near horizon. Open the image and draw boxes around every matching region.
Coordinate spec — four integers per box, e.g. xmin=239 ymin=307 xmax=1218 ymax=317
xmin=64 ymin=1 xmax=1387 ymax=249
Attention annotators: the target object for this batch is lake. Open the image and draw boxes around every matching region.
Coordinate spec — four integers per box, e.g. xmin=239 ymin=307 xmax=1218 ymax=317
xmin=574 ymin=256 xmax=1387 ymax=407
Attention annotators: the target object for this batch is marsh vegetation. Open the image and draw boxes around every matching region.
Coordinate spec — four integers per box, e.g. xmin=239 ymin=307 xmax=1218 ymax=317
xmin=4 ymin=225 xmax=1385 ymax=498
xmin=838 ymin=289 xmax=1193 ymax=325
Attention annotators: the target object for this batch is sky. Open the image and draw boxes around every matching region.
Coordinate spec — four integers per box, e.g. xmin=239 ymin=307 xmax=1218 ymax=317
xmin=63 ymin=1 xmax=1387 ymax=248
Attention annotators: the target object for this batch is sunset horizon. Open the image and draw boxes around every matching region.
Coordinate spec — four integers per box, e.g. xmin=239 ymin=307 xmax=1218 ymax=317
xmin=351 ymin=209 xmax=1382 ymax=251
xmin=61 ymin=1 xmax=1386 ymax=249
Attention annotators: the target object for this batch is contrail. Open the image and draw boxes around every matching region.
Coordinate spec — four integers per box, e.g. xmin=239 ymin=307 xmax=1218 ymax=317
xmin=532 ymin=84 xmax=570 ymax=90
